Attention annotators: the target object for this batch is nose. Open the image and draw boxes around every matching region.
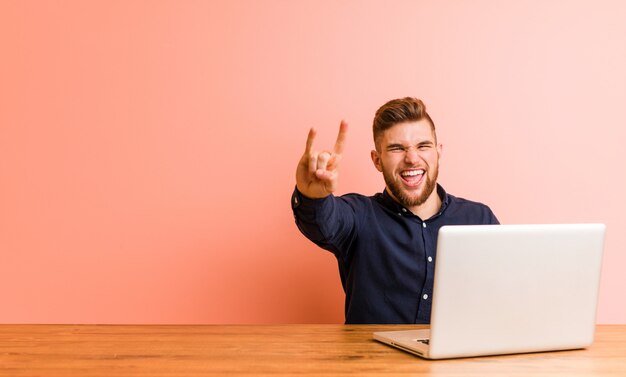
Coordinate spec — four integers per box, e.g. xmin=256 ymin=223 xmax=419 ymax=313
xmin=404 ymin=147 xmax=419 ymax=164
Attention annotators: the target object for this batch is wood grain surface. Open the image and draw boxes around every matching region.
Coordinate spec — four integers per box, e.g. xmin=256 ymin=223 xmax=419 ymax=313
xmin=1 ymin=324 xmax=625 ymax=376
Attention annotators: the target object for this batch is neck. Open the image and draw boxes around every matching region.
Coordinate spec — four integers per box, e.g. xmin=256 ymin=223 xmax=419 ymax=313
xmin=409 ymin=190 xmax=442 ymax=220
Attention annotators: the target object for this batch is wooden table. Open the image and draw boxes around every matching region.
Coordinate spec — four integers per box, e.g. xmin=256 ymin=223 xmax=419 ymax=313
xmin=1 ymin=324 xmax=625 ymax=376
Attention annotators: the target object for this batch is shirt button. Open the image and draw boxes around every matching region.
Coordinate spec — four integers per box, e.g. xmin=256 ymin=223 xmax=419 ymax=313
xmin=401 ymin=208 xmax=407 ymax=213
xmin=427 ymin=256 xmax=433 ymax=262
xmin=423 ymin=294 xmax=429 ymax=300
xmin=422 ymin=222 xmax=427 ymax=228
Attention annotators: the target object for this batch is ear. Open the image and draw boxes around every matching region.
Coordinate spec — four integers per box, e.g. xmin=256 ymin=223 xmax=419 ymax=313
xmin=437 ymin=143 xmax=443 ymax=158
xmin=371 ymin=150 xmax=383 ymax=172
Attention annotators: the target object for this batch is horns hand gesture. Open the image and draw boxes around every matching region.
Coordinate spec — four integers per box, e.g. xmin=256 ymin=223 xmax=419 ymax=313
xmin=296 ymin=120 xmax=348 ymax=199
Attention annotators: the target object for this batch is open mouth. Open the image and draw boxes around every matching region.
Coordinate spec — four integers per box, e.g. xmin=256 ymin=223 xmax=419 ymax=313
xmin=400 ymin=169 xmax=425 ymax=187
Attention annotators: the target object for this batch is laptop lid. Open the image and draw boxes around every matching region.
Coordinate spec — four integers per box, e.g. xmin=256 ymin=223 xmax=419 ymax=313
xmin=427 ymin=223 xmax=605 ymax=359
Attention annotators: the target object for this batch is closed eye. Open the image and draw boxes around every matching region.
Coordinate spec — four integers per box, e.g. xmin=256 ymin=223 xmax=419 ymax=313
xmin=387 ymin=145 xmax=405 ymax=152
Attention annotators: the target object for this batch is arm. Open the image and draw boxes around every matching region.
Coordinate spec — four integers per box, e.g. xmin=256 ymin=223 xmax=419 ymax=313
xmin=292 ymin=121 xmax=356 ymax=257
xmin=291 ymin=188 xmax=357 ymax=257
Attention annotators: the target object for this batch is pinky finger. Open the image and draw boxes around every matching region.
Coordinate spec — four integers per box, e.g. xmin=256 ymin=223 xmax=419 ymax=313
xmin=309 ymin=151 xmax=318 ymax=175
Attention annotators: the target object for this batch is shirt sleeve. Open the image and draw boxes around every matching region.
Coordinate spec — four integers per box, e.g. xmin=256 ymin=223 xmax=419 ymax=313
xmin=487 ymin=206 xmax=500 ymax=224
xmin=291 ymin=187 xmax=358 ymax=260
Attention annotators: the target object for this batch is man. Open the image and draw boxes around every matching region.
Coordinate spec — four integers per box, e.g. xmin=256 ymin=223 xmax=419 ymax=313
xmin=291 ymin=97 xmax=499 ymax=324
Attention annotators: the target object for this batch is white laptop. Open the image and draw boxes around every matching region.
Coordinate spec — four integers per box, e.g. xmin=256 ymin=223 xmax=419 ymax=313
xmin=374 ymin=223 xmax=606 ymax=359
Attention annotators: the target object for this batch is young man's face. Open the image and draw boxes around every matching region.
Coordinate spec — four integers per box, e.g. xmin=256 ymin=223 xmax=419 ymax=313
xmin=371 ymin=119 xmax=442 ymax=209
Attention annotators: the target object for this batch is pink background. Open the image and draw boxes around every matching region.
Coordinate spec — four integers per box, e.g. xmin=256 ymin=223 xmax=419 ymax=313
xmin=1 ymin=1 xmax=625 ymax=324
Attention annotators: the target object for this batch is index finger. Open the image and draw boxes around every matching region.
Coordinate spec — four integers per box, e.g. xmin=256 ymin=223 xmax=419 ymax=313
xmin=304 ymin=127 xmax=316 ymax=155
xmin=333 ymin=120 xmax=348 ymax=155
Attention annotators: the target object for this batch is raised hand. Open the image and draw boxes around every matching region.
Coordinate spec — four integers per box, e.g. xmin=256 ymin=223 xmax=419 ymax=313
xmin=296 ymin=120 xmax=348 ymax=199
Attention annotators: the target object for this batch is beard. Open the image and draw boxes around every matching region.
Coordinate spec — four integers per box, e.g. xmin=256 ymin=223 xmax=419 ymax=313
xmin=383 ymin=164 xmax=439 ymax=208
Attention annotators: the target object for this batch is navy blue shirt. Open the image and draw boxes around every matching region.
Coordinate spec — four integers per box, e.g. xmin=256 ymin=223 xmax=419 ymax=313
xmin=291 ymin=184 xmax=499 ymax=324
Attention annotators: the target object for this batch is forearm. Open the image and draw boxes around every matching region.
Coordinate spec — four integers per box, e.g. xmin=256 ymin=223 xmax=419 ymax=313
xmin=291 ymin=187 xmax=356 ymax=254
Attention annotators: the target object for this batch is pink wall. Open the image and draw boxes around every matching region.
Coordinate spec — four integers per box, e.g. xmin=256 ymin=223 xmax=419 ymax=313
xmin=1 ymin=1 xmax=625 ymax=324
